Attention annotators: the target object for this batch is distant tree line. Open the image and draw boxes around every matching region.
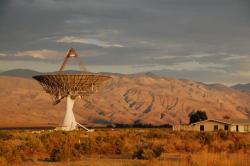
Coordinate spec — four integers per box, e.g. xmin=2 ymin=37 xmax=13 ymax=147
xmin=107 ymin=122 xmax=172 ymax=128
xmin=105 ymin=110 xmax=208 ymax=128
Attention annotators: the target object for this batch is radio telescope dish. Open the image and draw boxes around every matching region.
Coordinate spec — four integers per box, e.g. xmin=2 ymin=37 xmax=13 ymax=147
xmin=33 ymin=48 xmax=111 ymax=131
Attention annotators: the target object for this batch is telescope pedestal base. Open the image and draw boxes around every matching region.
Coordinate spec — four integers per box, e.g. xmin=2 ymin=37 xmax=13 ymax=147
xmin=57 ymin=95 xmax=94 ymax=132
xmin=60 ymin=95 xmax=77 ymax=131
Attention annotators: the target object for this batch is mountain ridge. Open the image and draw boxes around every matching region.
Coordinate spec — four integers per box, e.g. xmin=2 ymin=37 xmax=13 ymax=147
xmin=231 ymin=83 xmax=250 ymax=95
xmin=0 ymin=74 xmax=250 ymax=127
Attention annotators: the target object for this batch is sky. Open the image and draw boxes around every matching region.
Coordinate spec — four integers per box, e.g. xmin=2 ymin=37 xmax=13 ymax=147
xmin=0 ymin=0 xmax=250 ymax=85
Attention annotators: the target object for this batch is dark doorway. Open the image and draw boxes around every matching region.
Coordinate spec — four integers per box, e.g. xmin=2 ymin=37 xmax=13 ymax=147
xmin=200 ymin=125 xmax=204 ymax=131
xmin=224 ymin=125 xmax=229 ymax=131
xmin=236 ymin=125 xmax=239 ymax=132
xmin=214 ymin=125 xmax=218 ymax=131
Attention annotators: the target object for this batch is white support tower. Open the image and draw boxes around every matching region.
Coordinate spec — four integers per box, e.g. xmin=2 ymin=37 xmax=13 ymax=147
xmin=59 ymin=96 xmax=94 ymax=131
xmin=61 ymin=96 xmax=77 ymax=131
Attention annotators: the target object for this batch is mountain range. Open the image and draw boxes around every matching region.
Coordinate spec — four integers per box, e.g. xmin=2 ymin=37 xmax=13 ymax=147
xmin=231 ymin=84 xmax=250 ymax=95
xmin=0 ymin=69 xmax=250 ymax=127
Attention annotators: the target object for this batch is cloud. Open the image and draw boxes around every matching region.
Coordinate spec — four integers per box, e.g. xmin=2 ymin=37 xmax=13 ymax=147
xmin=0 ymin=53 xmax=6 ymax=56
xmin=56 ymin=36 xmax=125 ymax=48
xmin=129 ymin=61 xmax=227 ymax=75
xmin=231 ymin=71 xmax=250 ymax=77
xmin=15 ymin=49 xmax=62 ymax=59
xmin=168 ymin=61 xmax=227 ymax=71
xmin=223 ymin=55 xmax=247 ymax=61
xmin=0 ymin=48 xmax=99 ymax=63
xmin=150 ymin=55 xmax=178 ymax=60
xmin=149 ymin=53 xmax=216 ymax=60
xmin=188 ymin=53 xmax=215 ymax=58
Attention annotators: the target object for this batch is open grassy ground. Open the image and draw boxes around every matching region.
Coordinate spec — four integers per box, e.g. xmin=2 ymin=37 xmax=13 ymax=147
xmin=0 ymin=128 xmax=249 ymax=166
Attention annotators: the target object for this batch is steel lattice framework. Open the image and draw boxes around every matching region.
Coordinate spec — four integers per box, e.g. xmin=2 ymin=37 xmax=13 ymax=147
xmin=33 ymin=48 xmax=111 ymax=104
xmin=32 ymin=48 xmax=111 ymax=131
xmin=33 ymin=74 xmax=111 ymax=104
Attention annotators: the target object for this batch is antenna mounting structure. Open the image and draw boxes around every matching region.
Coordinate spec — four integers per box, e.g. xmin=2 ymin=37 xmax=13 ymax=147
xmin=59 ymin=48 xmax=86 ymax=73
xmin=32 ymin=48 xmax=111 ymax=131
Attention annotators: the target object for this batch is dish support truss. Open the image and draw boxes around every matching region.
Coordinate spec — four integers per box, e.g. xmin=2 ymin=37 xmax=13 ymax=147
xmin=33 ymin=48 xmax=111 ymax=131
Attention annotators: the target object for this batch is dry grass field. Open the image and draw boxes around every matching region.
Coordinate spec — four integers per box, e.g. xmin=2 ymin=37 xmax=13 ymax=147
xmin=0 ymin=128 xmax=249 ymax=166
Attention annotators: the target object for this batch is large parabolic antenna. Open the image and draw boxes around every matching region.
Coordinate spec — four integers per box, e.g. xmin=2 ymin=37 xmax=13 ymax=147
xmin=33 ymin=48 xmax=111 ymax=131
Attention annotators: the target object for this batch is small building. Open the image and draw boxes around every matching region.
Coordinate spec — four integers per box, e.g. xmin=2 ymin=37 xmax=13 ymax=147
xmin=173 ymin=119 xmax=250 ymax=132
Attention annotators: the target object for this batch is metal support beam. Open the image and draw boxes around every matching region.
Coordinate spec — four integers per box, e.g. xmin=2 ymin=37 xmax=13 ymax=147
xmin=59 ymin=48 xmax=86 ymax=73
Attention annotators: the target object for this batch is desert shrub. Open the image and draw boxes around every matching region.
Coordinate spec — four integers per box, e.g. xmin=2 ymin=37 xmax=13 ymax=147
xmin=0 ymin=131 xmax=13 ymax=140
xmin=185 ymin=142 xmax=202 ymax=153
xmin=50 ymin=147 xmax=63 ymax=162
xmin=0 ymin=157 xmax=7 ymax=166
xmin=132 ymin=148 xmax=162 ymax=160
xmin=50 ymin=145 xmax=80 ymax=162
xmin=143 ymin=129 xmax=166 ymax=139
xmin=195 ymin=132 xmax=213 ymax=145
xmin=152 ymin=144 xmax=164 ymax=157
xmin=23 ymin=136 xmax=44 ymax=154
xmin=132 ymin=148 xmax=144 ymax=159
xmin=41 ymin=131 xmax=80 ymax=152
xmin=8 ymin=147 xmax=23 ymax=164
xmin=0 ymin=142 xmax=10 ymax=156
xmin=114 ymin=137 xmax=125 ymax=154
xmin=92 ymin=134 xmax=127 ymax=155
xmin=0 ymin=143 xmax=22 ymax=164
xmin=132 ymin=148 xmax=158 ymax=160
xmin=0 ymin=129 xmax=249 ymax=164
xmin=132 ymin=143 xmax=164 ymax=160
xmin=141 ymin=149 xmax=155 ymax=160
xmin=209 ymin=140 xmax=233 ymax=153
xmin=185 ymin=155 xmax=201 ymax=166
xmin=174 ymin=139 xmax=202 ymax=153
xmin=229 ymin=140 xmax=246 ymax=152
xmin=74 ymin=137 xmax=95 ymax=155
xmin=48 ymin=131 xmax=127 ymax=158
xmin=189 ymin=161 xmax=200 ymax=166
xmin=218 ymin=130 xmax=229 ymax=140
xmin=45 ymin=132 xmax=82 ymax=162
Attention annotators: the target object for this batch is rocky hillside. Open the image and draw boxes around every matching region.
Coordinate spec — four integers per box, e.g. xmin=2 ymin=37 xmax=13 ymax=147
xmin=0 ymin=75 xmax=250 ymax=127
xmin=231 ymin=83 xmax=250 ymax=95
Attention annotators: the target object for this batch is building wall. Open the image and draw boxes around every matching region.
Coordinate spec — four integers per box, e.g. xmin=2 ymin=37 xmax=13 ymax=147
xmin=190 ymin=121 xmax=229 ymax=132
xmin=231 ymin=125 xmax=250 ymax=132
xmin=173 ymin=120 xmax=250 ymax=132
xmin=173 ymin=124 xmax=191 ymax=131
